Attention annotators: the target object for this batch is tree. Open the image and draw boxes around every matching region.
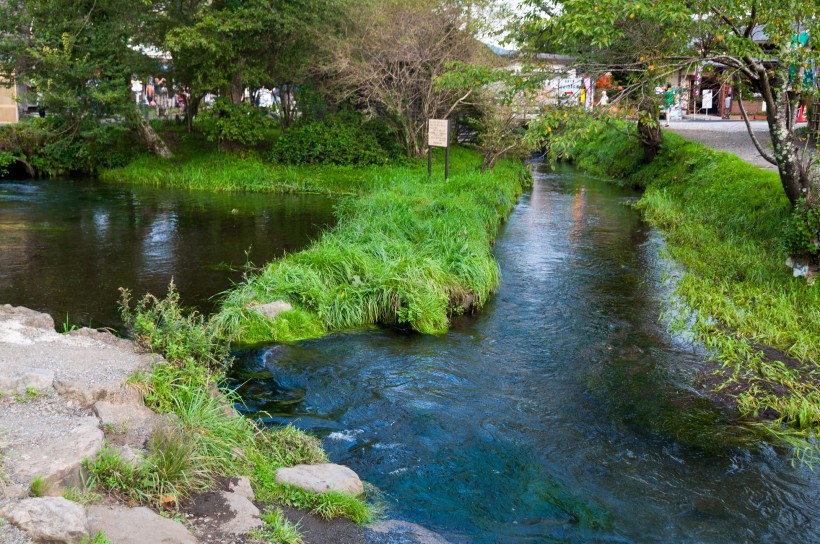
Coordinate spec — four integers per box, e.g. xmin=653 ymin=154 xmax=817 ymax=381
xmin=519 ymin=0 xmax=820 ymax=207
xmin=0 ymin=0 xmax=172 ymax=158
xmin=321 ymin=0 xmax=492 ymax=157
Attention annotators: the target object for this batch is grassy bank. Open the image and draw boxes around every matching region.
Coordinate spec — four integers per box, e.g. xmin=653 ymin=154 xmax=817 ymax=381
xmin=571 ymin=125 xmax=820 ymax=445
xmin=200 ymin=150 xmax=530 ymax=345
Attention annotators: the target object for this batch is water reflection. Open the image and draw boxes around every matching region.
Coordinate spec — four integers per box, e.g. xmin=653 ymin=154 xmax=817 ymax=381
xmin=0 ymin=178 xmax=335 ymax=329
xmin=231 ymin=164 xmax=820 ymax=543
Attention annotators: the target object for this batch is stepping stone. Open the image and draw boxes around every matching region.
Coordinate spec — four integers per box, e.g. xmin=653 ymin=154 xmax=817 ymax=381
xmin=275 ymin=463 xmax=364 ymax=496
xmin=87 ymin=505 xmax=198 ymax=544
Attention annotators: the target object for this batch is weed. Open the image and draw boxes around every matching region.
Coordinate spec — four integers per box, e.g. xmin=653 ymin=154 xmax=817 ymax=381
xmin=248 ymin=508 xmax=303 ymax=544
xmin=61 ymin=314 xmax=79 ymax=334
xmin=62 ymin=485 xmax=104 ymax=505
xmin=15 ymin=387 xmax=45 ymax=404
xmin=29 ymin=476 xmax=50 ymax=497
xmin=81 ymin=532 xmax=113 ymax=544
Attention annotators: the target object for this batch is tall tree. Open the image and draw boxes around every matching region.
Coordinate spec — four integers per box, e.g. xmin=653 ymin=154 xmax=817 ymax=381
xmin=322 ymin=0 xmax=493 ymax=157
xmin=0 ymin=0 xmax=172 ymax=158
xmin=520 ymin=0 xmax=820 ymax=207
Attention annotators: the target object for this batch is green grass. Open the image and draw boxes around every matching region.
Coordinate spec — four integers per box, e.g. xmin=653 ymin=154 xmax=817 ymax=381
xmin=569 ymin=125 xmax=820 ymax=444
xmin=208 ymin=149 xmax=529 ymax=344
xmin=249 ymin=508 xmax=303 ymax=544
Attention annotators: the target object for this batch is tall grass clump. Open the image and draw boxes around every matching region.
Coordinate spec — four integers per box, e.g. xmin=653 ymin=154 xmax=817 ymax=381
xmin=211 ymin=149 xmax=530 ymax=344
xmin=90 ymin=288 xmax=373 ymax=525
xmin=569 ymin=125 xmax=820 ymax=443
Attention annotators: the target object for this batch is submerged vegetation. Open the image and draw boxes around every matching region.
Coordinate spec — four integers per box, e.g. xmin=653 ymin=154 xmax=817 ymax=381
xmin=563 ymin=122 xmax=820 ymax=449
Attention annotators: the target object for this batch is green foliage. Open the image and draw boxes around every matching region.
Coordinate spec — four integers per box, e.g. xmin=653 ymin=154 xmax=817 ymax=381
xmin=119 ymin=281 xmax=228 ymax=370
xmin=0 ymin=119 xmax=138 ymax=175
xmin=81 ymin=533 xmax=113 ymax=544
xmin=211 ymin=148 xmax=530 ymax=344
xmin=249 ymin=508 xmax=303 ymax=544
xmin=254 ymin=481 xmax=371 ymax=525
xmin=198 ymin=99 xmax=277 ymax=151
xmin=571 ymin=125 xmax=820 ymax=444
xmin=784 ymin=199 xmax=820 ymax=260
xmin=29 ymin=476 xmax=49 ymax=497
xmin=0 ymin=152 xmax=15 ymax=176
xmin=270 ymin=119 xmax=392 ymax=167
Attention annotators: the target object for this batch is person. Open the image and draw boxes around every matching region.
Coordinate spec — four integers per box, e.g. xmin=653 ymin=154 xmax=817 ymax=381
xmin=599 ymin=90 xmax=609 ymax=107
xmin=145 ymin=77 xmax=155 ymax=106
xmin=130 ymin=78 xmax=143 ymax=104
xmin=723 ymin=92 xmax=732 ymax=119
xmin=663 ymin=84 xmax=675 ymax=127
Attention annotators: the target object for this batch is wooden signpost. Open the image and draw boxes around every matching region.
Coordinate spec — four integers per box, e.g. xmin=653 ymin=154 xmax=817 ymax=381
xmin=427 ymin=119 xmax=450 ymax=180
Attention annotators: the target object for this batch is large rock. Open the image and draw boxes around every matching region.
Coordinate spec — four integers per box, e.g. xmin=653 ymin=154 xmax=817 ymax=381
xmin=218 ymin=490 xmax=263 ymax=535
xmin=87 ymin=505 xmax=198 ymax=544
xmin=275 ymin=463 xmax=364 ymax=496
xmin=93 ymin=399 xmax=165 ymax=448
xmin=0 ymin=367 xmax=54 ymax=396
xmin=6 ymin=416 xmax=103 ymax=492
xmin=227 ymin=476 xmax=255 ymax=502
xmin=0 ymin=497 xmax=89 ymax=543
xmin=249 ymin=301 xmax=293 ymax=320
xmin=0 ymin=305 xmax=55 ymax=331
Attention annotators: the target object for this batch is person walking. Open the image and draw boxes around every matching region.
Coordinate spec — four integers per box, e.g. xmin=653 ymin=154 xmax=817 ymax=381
xmin=663 ymin=84 xmax=675 ymax=127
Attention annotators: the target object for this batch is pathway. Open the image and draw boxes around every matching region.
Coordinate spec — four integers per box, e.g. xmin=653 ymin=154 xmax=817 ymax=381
xmin=666 ymin=118 xmax=777 ymax=170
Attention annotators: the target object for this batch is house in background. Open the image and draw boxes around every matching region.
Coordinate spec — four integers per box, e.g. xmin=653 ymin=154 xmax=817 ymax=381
xmin=0 ymin=77 xmax=38 ymax=124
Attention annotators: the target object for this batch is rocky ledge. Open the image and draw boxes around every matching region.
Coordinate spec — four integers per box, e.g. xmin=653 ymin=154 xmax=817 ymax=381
xmin=0 ymin=305 xmax=448 ymax=544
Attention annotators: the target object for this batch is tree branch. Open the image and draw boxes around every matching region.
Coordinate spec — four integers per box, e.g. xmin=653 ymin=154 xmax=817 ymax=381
xmin=737 ymin=91 xmax=776 ymax=165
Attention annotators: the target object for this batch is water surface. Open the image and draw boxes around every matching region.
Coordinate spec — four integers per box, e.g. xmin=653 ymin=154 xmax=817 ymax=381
xmin=231 ymin=165 xmax=820 ymax=543
xmin=0 ymin=178 xmax=335 ymax=329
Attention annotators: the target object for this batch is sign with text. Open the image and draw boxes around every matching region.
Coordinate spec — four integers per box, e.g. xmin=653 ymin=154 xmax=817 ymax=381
xmin=702 ymin=89 xmax=713 ymax=110
xmin=428 ymin=119 xmax=449 ymax=148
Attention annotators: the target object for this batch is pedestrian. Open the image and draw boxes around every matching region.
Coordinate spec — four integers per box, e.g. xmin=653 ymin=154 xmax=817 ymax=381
xmin=663 ymin=84 xmax=675 ymax=127
xmin=599 ymin=90 xmax=609 ymax=107
xmin=723 ymin=93 xmax=732 ymax=119
xmin=146 ymin=77 xmax=155 ymax=106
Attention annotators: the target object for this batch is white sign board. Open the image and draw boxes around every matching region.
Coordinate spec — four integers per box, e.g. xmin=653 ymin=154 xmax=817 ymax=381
xmin=702 ymin=89 xmax=713 ymax=110
xmin=428 ymin=119 xmax=449 ymax=148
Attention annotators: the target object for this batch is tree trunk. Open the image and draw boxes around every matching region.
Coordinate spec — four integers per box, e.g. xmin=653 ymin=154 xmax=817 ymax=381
xmin=128 ymin=107 xmax=172 ymax=159
xmin=637 ymin=96 xmax=662 ymax=162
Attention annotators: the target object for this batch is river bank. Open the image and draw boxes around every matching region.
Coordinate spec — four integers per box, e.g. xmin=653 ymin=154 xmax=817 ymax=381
xmin=571 ymin=125 xmax=820 ymax=447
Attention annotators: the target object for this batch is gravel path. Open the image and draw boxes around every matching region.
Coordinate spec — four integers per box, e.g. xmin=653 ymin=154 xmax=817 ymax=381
xmin=666 ymin=119 xmax=777 ymax=170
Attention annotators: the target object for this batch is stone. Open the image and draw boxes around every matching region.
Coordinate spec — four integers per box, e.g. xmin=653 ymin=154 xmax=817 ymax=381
xmin=249 ymin=301 xmax=293 ymax=320
xmin=227 ymin=476 xmax=255 ymax=502
xmin=218 ymin=490 xmax=263 ymax=535
xmin=0 ymin=497 xmax=89 ymax=543
xmin=55 ymin=380 xmax=143 ymax=408
xmin=68 ymin=327 xmax=136 ymax=350
xmin=275 ymin=463 xmax=364 ymax=496
xmin=7 ymin=416 xmax=103 ymax=492
xmin=87 ymin=505 xmax=198 ymax=544
xmin=367 ymin=520 xmax=451 ymax=544
xmin=0 ymin=368 xmax=54 ymax=396
xmin=93 ymin=399 xmax=164 ymax=448
xmin=0 ymin=305 xmax=55 ymax=331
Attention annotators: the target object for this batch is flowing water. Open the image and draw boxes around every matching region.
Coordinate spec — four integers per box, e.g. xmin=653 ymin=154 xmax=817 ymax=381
xmin=231 ymin=164 xmax=820 ymax=543
xmin=0 ymin=178 xmax=335 ymax=330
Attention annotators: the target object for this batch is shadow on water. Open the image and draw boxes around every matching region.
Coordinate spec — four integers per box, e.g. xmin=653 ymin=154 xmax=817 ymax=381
xmin=0 ymin=178 xmax=336 ymax=331
xmin=231 ymin=163 xmax=820 ymax=543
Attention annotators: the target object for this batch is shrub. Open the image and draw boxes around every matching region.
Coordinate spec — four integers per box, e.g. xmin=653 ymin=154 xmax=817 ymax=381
xmin=197 ymin=98 xmax=277 ymax=151
xmin=270 ymin=119 xmax=390 ymax=166
xmin=784 ymin=198 xmax=820 ymax=261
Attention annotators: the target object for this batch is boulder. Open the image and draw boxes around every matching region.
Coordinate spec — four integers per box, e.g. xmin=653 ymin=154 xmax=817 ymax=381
xmin=87 ymin=505 xmax=198 ymax=544
xmin=93 ymin=399 xmax=164 ymax=448
xmin=249 ymin=301 xmax=293 ymax=320
xmin=0 ymin=305 xmax=55 ymax=331
xmin=0 ymin=497 xmax=89 ymax=543
xmin=227 ymin=476 xmax=255 ymax=502
xmin=218 ymin=490 xmax=263 ymax=535
xmin=275 ymin=463 xmax=364 ymax=496
xmin=0 ymin=367 xmax=54 ymax=396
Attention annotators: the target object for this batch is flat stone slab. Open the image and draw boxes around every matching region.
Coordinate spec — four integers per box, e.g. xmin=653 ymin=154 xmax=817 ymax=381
xmin=2 ymin=414 xmax=103 ymax=492
xmin=94 ymin=400 xmax=165 ymax=448
xmin=87 ymin=505 xmax=198 ymax=544
xmin=275 ymin=463 xmax=364 ymax=496
xmin=0 ymin=305 xmax=158 ymax=406
xmin=1 ymin=497 xmax=89 ymax=544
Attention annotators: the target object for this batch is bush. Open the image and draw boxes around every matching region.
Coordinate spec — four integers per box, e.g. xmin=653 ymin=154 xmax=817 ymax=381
xmin=270 ymin=118 xmax=391 ymax=166
xmin=197 ymin=98 xmax=277 ymax=151
xmin=784 ymin=199 xmax=820 ymax=261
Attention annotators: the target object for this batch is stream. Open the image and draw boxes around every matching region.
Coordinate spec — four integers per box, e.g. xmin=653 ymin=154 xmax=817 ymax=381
xmin=230 ymin=164 xmax=820 ymax=543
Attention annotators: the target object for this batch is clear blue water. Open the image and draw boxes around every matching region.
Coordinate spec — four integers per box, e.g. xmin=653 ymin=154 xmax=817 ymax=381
xmin=0 ymin=178 xmax=335 ymax=330
xmin=231 ymin=164 xmax=820 ymax=543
